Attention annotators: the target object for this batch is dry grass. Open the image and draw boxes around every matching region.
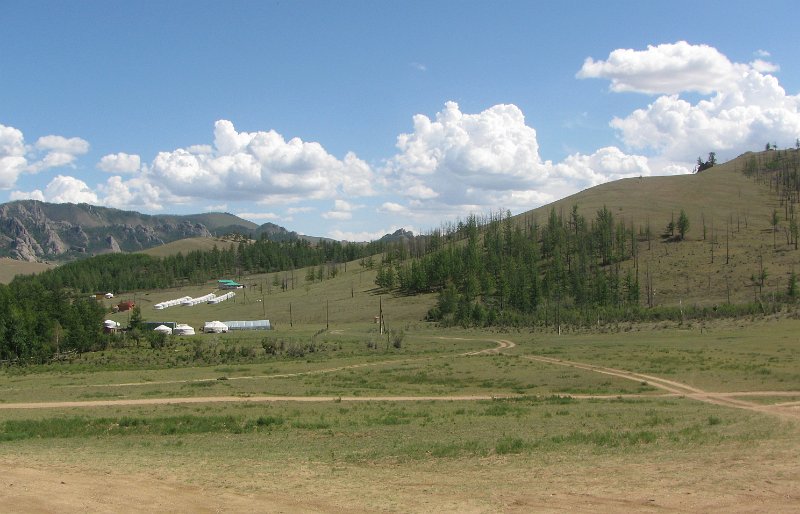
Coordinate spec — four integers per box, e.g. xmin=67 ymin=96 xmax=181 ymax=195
xmin=0 ymin=257 xmax=54 ymax=284
xmin=138 ymin=236 xmax=242 ymax=258
xmin=519 ymin=151 xmax=797 ymax=306
xmin=104 ymin=261 xmax=435 ymax=332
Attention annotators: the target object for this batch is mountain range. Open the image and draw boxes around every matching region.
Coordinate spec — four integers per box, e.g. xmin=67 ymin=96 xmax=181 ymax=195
xmin=0 ymin=201 xmax=303 ymax=262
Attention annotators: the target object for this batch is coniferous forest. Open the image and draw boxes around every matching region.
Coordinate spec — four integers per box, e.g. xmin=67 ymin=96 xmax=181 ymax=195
xmin=376 ymin=208 xmax=644 ymax=327
xmin=0 ymin=236 xmax=378 ymax=362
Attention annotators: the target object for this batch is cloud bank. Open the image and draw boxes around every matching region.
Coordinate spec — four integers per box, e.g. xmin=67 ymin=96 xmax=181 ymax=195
xmin=0 ymin=124 xmax=89 ymax=189
xmin=382 ymin=101 xmax=653 ymax=219
xmin=4 ymin=41 xmax=800 ymax=240
xmin=579 ymin=41 xmax=800 ymax=163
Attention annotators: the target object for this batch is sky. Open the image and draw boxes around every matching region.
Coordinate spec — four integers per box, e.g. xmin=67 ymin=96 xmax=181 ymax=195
xmin=1 ymin=1 xmax=799 ymax=241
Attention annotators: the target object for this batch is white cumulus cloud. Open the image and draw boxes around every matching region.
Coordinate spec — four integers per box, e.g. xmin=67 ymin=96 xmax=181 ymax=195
xmin=97 ymin=152 xmax=142 ymax=174
xmin=382 ymin=102 xmax=658 ymax=220
xmin=98 ymin=175 xmax=165 ymax=211
xmin=579 ymin=41 xmax=800 ymax=164
xmin=9 ymin=189 xmax=45 ymax=202
xmin=0 ymin=124 xmax=27 ymax=189
xmin=322 ymin=199 xmax=358 ymax=220
xmin=0 ymin=124 xmax=89 ymax=188
xmin=149 ymin=120 xmax=375 ymax=202
xmin=577 ymin=41 xmax=742 ymax=95
xmin=328 ymin=225 xmax=418 ymax=242
xmin=12 ymin=175 xmax=99 ymax=204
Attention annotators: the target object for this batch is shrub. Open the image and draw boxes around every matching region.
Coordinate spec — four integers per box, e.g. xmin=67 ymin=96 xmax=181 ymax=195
xmin=390 ymin=329 xmax=405 ymax=349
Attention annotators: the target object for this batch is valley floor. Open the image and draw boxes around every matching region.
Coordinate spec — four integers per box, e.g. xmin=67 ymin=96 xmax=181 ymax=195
xmin=1 ymin=322 xmax=799 ymax=512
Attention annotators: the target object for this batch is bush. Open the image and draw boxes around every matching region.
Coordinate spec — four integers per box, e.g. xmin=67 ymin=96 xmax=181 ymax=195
xmin=261 ymin=338 xmax=279 ymax=355
xmin=147 ymin=331 xmax=167 ymax=349
xmin=390 ymin=329 xmax=405 ymax=349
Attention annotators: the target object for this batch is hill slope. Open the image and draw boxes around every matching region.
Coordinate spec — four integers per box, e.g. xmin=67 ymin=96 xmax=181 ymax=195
xmin=0 ymin=258 xmax=54 ymax=284
xmin=0 ymin=201 xmax=305 ymax=263
xmin=514 ymin=151 xmax=796 ymax=306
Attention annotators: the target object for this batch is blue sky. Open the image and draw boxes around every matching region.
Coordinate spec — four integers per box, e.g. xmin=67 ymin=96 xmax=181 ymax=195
xmin=2 ymin=1 xmax=799 ymax=240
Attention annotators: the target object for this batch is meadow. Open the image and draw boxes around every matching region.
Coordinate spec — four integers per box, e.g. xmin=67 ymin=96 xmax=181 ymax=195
xmin=1 ymin=313 xmax=799 ymax=511
xmin=2 ymin=153 xmax=800 ymax=511
xmin=0 ymin=257 xmax=53 ymax=284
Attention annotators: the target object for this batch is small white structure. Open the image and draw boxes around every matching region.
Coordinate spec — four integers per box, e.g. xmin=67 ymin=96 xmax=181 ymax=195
xmin=153 ymin=324 xmax=173 ymax=335
xmin=103 ymin=319 xmax=121 ymax=329
xmin=208 ymin=291 xmax=235 ymax=304
xmin=104 ymin=292 xmax=114 ymax=299
xmin=182 ymin=293 xmax=216 ymax=307
xmin=203 ymin=321 xmax=229 ymax=333
xmin=173 ymin=324 xmax=196 ymax=336
xmin=154 ymin=296 xmax=192 ymax=310
xmin=223 ymin=320 xmax=271 ymax=331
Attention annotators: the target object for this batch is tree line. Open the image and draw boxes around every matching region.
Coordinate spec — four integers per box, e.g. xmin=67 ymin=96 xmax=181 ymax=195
xmin=0 ymin=235 xmax=383 ymax=364
xmin=376 ymin=208 xmax=643 ymax=327
xmin=23 ymin=236 xmax=383 ymax=294
xmin=0 ymin=278 xmax=106 ymax=363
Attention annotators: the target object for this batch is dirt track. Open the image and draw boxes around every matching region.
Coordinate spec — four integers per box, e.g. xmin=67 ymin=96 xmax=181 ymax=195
xmin=2 ymin=337 xmax=799 ymax=512
xmin=2 ymin=338 xmax=798 ymax=420
xmin=523 ymin=354 xmax=800 ymax=420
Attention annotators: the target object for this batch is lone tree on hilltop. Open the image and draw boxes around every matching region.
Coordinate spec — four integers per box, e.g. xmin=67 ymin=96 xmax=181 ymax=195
xmin=677 ymin=210 xmax=690 ymax=240
xmin=696 ymin=152 xmax=717 ymax=172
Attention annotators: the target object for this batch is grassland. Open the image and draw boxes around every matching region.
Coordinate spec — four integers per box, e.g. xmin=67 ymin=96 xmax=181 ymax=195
xmin=0 ymin=257 xmax=53 ymax=284
xmin=2 ymin=154 xmax=800 ymax=511
xmin=520 ymin=151 xmax=798 ymax=307
xmin=1 ymin=313 xmax=799 ymax=511
xmin=138 ymin=236 xmax=243 ymax=258
xmin=103 ymin=259 xmax=434 ymax=334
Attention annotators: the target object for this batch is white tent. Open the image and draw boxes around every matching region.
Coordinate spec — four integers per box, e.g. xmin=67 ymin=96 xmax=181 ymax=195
xmin=153 ymin=324 xmax=173 ymax=335
xmin=203 ymin=321 xmax=229 ymax=333
xmin=208 ymin=291 xmax=235 ymax=304
xmin=103 ymin=319 xmax=121 ymax=329
xmin=154 ymin=296 xmax=192 ymax=310
xmin=182 ymin=293 xmax=216 ymax=307
xmin=173 ymin=324 xmax=196 ymax=336
xmin=104 ymin=292 xmax=114 ymax=299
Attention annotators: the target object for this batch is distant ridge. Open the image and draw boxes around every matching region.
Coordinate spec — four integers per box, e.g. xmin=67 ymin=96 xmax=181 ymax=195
xmin=0 ymin=200 xmax=310 ymax=262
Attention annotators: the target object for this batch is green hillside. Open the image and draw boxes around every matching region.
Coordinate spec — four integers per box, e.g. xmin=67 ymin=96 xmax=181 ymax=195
xmin=103 ymin=262 xmax=433 ymax=333
xmin=139 ymin=237 xmax=239 ymax=258
xmin=514 ymin=150 xmax=797 ymax=307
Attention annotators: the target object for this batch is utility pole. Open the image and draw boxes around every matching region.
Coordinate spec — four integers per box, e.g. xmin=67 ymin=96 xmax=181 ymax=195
xmin=289 ymin=302 xmax=293 ymax=328
xmin=326 ymin=300 xmax=329 ymax=330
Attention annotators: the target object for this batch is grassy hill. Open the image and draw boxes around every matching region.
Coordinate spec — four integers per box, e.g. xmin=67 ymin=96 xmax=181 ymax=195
xmin=514 ymin=150 xmax=796 ymax=307
xmin=126 ymin=149 xmax=799 ymax=313
xmin=0 ymin=258 xmax=54 ymax=284
xmin=138 ymin=237 xmax=239 ymax=258
xmin=104 ymin=260 xmax=434 ymax=332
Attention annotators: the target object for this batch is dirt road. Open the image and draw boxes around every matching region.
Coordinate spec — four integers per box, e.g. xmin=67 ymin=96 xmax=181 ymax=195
xmin=3 ymin=339 xmax=798 ymax=419
xmin=523 ymin=354 xmax=800 ymax=420
xmin=2 ymin=337 xmax=799 ymax=512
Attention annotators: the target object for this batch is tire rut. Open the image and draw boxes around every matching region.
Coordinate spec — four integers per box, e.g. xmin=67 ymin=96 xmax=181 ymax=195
xmin=523 ymin=354 xmax=800 ymax=420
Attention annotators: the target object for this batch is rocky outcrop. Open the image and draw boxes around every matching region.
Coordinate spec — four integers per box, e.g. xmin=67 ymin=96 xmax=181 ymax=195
xmin=42 ymin=225 xmax=68 ymax=255
xmin=4 ymin=218 xmax=44 ymax=262
xmin=0 ymin=200 xmax=287 ymax=263
xmin=70 ymin=225 xmax=90 ymax=246
xmin=105 ymin=235 xmax=122 ymax=253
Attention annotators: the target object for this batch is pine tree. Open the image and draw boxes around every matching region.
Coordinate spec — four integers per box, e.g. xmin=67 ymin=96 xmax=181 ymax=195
xmin=677 ymin=210 xmax=690 ymax=240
